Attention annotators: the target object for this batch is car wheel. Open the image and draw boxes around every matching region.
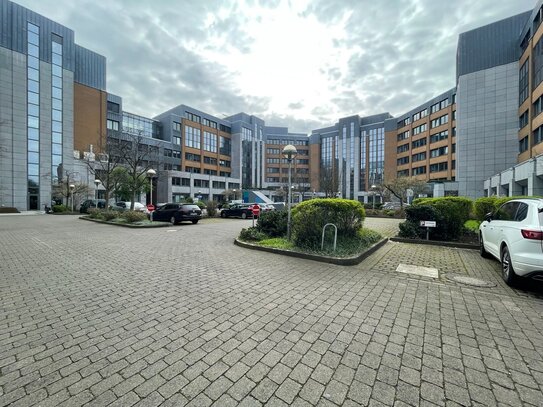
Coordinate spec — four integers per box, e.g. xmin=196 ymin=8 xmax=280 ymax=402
xmin=479 ymin=233 xmax=491 ymax=258
xmin=241 ymin=212 xmax=247 ymax=219
xmin=192 ymin=220 xmax=198 ymax=224
xmin=221 ymin=211 xmax=226 ymax=218
xmin=170 ymin=216 xmax=178 ymax=225
xmin=501 ymin=245 xmax=517 ymax=286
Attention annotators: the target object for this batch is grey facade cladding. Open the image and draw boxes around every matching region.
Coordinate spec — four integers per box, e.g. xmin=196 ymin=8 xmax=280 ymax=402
xmin=519 ymin=0 xmax=543 ymax=45
xmin=456 ymin=11 xmax=530 ymax=80
xmin=456 ymin=62 xmax=519 ymax=198
xmin=0 ymin=0 xmax=76 ymax=71
xmin=74 ymin=45 xmax=106 ymax=90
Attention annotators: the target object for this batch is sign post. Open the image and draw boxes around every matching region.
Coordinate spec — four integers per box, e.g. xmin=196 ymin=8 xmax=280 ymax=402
xmin=419 ymin=220 xmax=437 ymax=240
xmin=251 ymin=204 xmax=261 ymax=227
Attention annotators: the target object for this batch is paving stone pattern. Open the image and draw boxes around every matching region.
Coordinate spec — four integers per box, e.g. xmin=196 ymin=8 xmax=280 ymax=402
xmin=1 ymin=215 xmax=542 ymax=406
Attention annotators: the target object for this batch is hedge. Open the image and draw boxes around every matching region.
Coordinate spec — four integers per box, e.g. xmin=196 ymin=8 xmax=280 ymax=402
xmin=256 ymin=209 xmax=288 ymax=237
xmin=291 ymin=198 xmax=365 ymax=249
xmin=473 ymin=196 xmax=542 ymax=221
xmin=407 ymin=197 xmax=473 ymax=240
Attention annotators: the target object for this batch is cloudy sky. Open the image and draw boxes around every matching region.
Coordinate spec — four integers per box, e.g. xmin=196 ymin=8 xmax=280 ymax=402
xmin=17 ymin=0 xmax=535 ymax=132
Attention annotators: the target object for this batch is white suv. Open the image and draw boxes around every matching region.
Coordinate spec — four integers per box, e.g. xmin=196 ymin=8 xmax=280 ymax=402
xmin=479 ymin=198 xmax=543 ymax=285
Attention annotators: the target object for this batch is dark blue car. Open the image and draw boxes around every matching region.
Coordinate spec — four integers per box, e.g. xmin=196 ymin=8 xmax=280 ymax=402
xmin=150 ymin=203 xmax=202 ymax=225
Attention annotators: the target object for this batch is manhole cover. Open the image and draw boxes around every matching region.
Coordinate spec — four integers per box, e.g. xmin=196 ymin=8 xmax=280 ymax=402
xmin=446 ymin=274 xmax=496 ymax=288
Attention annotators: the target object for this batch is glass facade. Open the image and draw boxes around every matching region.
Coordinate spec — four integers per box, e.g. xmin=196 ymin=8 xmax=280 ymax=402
xmin=185 ymin=126 xmax=201 ymax=148
xmin=51 ymin=36 xmax=63 ymax=186
xmin=368 ymin=127 xmax=384 ymax=187
xmin=27 ymin=22 xmax=40 ymax=210
xmin=122 ymin=112 xmax=159 ymax=138
xmin=203 ymin=131 xmax=217 ymax=152
xmin=359 ymin=132 xmax=367 ymax=190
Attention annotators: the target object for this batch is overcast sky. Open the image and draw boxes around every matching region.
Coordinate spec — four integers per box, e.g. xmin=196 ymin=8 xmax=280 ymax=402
xmin=16 ymin=0 xmax=535 ymax=132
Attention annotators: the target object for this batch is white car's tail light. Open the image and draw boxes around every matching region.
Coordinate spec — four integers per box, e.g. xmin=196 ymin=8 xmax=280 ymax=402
xmin=521 ymin=229 xmax=543 ymax=240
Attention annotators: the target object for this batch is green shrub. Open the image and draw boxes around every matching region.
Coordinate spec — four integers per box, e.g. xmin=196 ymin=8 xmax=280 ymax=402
xmin=257 ymin=210 xmax=288 ymax=237
xmin=195 ymin=200 xmax=205 ymax=209
xmin=473 ymin=197 xmax=497 ymax=221
xmin=184 ymin=197 xmax=194 ymax=204
xmin=464 ymin=219 xmax=481 ymax=233
xmin=100 ymin=210 xmax=118 ymax=221
xmin=410 ymin=197 xmax=473 ymax=240
xmin=239 ymin=227 xmax=267 ymax=242
xmin=87 ymin=208 xmax=101 ymax=219
xmin=291 ymin=198 xmax=365 ymax=249
xmin=121 ymin=210 xmax=147 ymax=223
xmin=399 ymin=205 xmax=443 ymax=239
xmin=52 ymin=204 xmax=68 ymax=213
xmin=206 ymin=201 xmax=217 ymax=217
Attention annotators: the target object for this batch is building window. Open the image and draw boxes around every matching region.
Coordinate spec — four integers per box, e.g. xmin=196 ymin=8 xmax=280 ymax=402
xmin=107 ymin=119 xmax=119 ymax=131
xmin=533 ymin=125 xmax=543 ymax=145
xmin=27 ymin=22 xmax=41 ymax=209
xmin=412 ymin=152 xmax=426 ymax=162
xmin=430 ymin=146 xmax=448 ymax=158
xmin=397 ymin=170 xmax=409 ymax=177
xmin=185 ymin=126 xmax=201 ymax=148
xmin=412 ymin=166 xmax=426 ymax=175
xmin=220 ymin=171 xmax=231 ymax=177
xmin=185 ymin=153 xmax=201 ymax=162
xmin=430 ymin=99 xmax=449 ymax=114
xmin=519 ymin=136 xmax=529 ymax=153
xmin=204 ymin=156 xmax=217 ymax=165
xmin=430 ymin=130 xmax=448 ymax=143
xmin=213 ymin=181 xmax=226 ymax=189
xmin=397 ymin=144 xmax=409 ymax=153
xmin=219 ymin=160 xmax=231 ymax=167
xmin=266 ymin=148 xmax=280 ymax=154
xmin=107 ymin=101 xmax=120 ymax=113
xmin=220 ymin=136 xmax=231 ymax=155
xmin=203 ymin=131 xmax=217 ymax=152
xmin=164 ymin=148 xmax=172 ymax=157
xmin=519 ymin=110 xmax=529 ymax=129
xmin=202 ymin=118 xmax=217 ymax=129
xmin=430 ymin=162 xmax=448 ymax=172
xmin=397 ymin=157 xmax=409 ymax=165
xmin=173 ymin=122 xmax=181 ymax=132
xmin=411 ymin=138 xmax=427 ymax=149
xmin=397 ymin=117 xmax=411 ymax=127
xmin=186 ymin=112 xmax=201 ymax=123
xmin=194 ymin=179 xmax=209 ymax=188
xmin=397 ymin=130 xmax=410 ymax=141
xmin=204 ymin=169 xmax=217 ymax=175
xmin=430 ymin=114 xmax=448 ymax=129
xmin=186 ymin=167 xmax=201 ymax=173
xmin=412 ymin=124 xmax=427 ymax=135
xmin=412 ymin=108 xmax=428 ymax=122
xmin=172 ymin=136 xmax=181 ymax=145
xmin=533 ymin=96 xmax=543 ymax=118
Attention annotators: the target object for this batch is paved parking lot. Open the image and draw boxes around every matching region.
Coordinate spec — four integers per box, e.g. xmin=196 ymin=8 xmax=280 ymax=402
xmin=1 ymin=215 xmax=542 ymax=406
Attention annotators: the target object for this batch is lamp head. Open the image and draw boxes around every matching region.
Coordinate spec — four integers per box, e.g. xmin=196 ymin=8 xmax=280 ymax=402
xmin=146 ymin=168 xmax=156 ymax=177
xmin=282 ymin=144 xmax=298 ymax=160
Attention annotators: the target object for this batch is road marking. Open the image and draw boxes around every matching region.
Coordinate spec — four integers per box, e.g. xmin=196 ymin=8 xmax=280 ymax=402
xmin=396 ymin=263 xmax=438 ymax=278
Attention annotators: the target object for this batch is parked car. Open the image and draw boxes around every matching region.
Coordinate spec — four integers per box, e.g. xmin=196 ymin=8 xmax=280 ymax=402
xmin=479 ymin=198 xmax=543 ymax=285
xmin=150 ymin=203 xmax=202 ymax=225
xmin=79 ymin=199 xmax=106 ymax=213
xmin=111 ymin=201 xmax=146 ymax=212
xmin=220 ymin=203 xmax=254 ymax=219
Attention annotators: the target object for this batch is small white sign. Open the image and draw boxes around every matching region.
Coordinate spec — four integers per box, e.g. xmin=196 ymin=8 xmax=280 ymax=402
xmin=420 ymin=221 xmax=436 ymax=227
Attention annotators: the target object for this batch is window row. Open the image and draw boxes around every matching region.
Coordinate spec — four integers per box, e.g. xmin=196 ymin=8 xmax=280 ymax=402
xmin=412 ymin=108 xmax=428 ymax=122
xmin=430 ymin=98 xmax=449 ymax=114
xmin=430 ymin=114 xmax=448 ymax=129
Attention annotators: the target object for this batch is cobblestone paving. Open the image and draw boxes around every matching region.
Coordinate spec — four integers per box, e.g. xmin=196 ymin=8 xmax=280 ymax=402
xmin=1 ymin=215 xmax=542 ymax=406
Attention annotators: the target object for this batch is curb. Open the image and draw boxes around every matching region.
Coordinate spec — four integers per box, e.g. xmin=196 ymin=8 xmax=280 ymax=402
xmin=79 ymin=216 xmax=172 ymax=228
xmin=234 ymin=237 xmax=389 ymax=266
xmin=389 ymin=237 xmax=479 ymax=250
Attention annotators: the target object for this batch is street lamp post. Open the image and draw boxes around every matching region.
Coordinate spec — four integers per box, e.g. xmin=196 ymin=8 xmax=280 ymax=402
xmin=146 ymin=169 xmax=156 ymax=207
xmin=371 ymin=184 xmax=377 ymax=210
xmin=69 ymin=184 xmax=75 ymax=212
xmin=94 ymin=179 xmax=101 ymax=200
xmin=233 ymin=189 xmax=236 ymax=201
xmin=282 ymin=144 xmax=298 ymax=240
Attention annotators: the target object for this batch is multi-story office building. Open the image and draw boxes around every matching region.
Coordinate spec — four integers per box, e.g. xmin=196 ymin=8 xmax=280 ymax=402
xmin=485 ymin=3 xmax=543 ymax=196
xmin=0 ymin=0 xmax=105 ymax=210
xmin=311 ymin=113 xmax=392 ymax=202
xmin=384 ymin=88 xmax=458 ymax=196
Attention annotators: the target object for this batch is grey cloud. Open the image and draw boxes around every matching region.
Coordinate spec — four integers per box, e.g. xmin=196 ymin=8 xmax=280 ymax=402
xmin=288 ymin=101 xmax=304 ymax=110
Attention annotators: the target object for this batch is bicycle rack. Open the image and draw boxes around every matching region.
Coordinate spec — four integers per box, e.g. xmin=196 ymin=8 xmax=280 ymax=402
xmin=321 ymin=223 xmax=338 ymax=252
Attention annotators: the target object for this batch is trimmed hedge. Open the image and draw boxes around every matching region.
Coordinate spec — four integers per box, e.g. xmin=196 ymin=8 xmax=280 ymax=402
xmin=473 ymin=196 xmax=542 ymax=221
xmin=405 ymin=197 xmax=473 ymax=240
xmin=291 ymin=198 xmax=365 ymax=249
xmin=52 ymin=204 xmax=69 ymax=213
xmin=257 ymin=209 xmax=288 ymax=237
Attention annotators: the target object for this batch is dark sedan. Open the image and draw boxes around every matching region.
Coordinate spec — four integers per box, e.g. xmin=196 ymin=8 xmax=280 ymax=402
xmin=150 ymin=203 xmax=202 ymax=225
xmin=220 ymin=204 xmax=254 ymax=219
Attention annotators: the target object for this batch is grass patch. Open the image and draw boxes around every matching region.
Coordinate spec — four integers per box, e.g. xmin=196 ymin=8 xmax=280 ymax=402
xmin=241 ymin=228 xmax=382 ymax=258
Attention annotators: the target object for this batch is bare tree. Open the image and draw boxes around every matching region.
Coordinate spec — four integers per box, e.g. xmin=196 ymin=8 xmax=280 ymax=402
xmin=52 ymin=168 xmax=91 ymax=209
xmin=85 ymin=134 xmax=128 ymax=206
xmin=119 ymin=132 xmax=160 ymax=210
xmin=383 ymin=176 xmax=428 ymax=208
xmin=319 ymin=166 xmax=339 ymax=198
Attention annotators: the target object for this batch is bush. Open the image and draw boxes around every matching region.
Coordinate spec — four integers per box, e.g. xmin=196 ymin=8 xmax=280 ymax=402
xmin=410 ymin=197 xmax=473 ymax=240
xmin=473 ymin=197 xmax=497 ymax=221
xmin=52 ymin=204 xmax=68 ymax=213
xmin=100 ymin=210 xmax=118 ymax=221
xmin=121 ymin=210 xmax=147 ymax=223
xmin=239 ymin=227 xmax=267 ymax=242
xmin=195 ymin=201 xmax=206 ymax=209
xmin=87 ymin=208 xmax=101 ymax=219
xmin=399 ymin=205 xmax=443 ymax=239
xmin=184 ymin=197 xmax=194 ymax=204
xmin=206 ymin=201 xmax=218 ymax=217
xmin=464 ymin=219 xmax=481 ymax=233
xmin=257 ymin=210 xmax=288 ymax=237
xmin=291 ymin=199 xmax=365 ymax=249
